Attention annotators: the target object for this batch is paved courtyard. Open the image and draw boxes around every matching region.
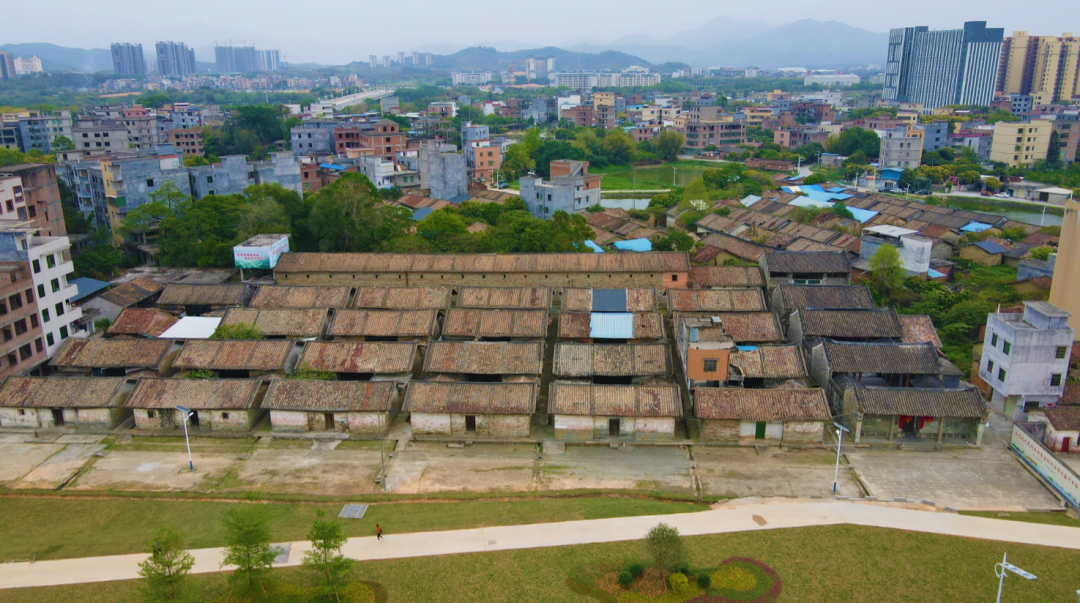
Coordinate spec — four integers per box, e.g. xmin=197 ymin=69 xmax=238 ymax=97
xmin=694 ymin=446 xmax=862 ymax=499
xmin=541 ymin=444 xmax=695 ymax=493
xmin=386 ymin=442 xmax=538 ymax=494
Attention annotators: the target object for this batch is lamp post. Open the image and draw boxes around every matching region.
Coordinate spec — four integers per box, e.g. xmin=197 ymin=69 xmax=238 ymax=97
xmin=832 ymin=422 xmax=850 ymax=494
xmin=672 ymin=166 xmax=677 ymax=186
xmin=995 ymin=553 xmax=1036 ymax=603
xmin=377 ymin=405 xmax=387 ymax=492
xmin=174 ymin=405 xmax=194 ymax=472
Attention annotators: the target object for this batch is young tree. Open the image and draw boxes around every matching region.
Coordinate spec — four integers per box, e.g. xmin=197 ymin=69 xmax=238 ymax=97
xmin=650 ymin=229 xmax=695 ymax=252
xmin=656 ymin=130 xmax=685 ymax=161
xmin=869 ymin=244 xmax=904 ymax=299
xmin=1047 ymin=129 xmax=1063 ymax=169
xmin=302 ymin=510 xmax=354 ymax=602
xmin=221 ymin=506 xmax=281 ymax=593
xmin=138 ymin=527 xmax=195 ymax=602
xmin=211 ymin=323 xmax=265 ymax=340
xmin=51 ymin=135 xmax=75 ymax=151
xmin=644 ymin=523 xmax=686 ymax=577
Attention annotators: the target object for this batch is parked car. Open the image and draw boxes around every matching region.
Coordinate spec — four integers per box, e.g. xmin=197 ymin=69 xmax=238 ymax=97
xmin=981 ymin=190 xmax=993 ymax=197
xmin=994 ymin=192 xmax=1010 ymax=198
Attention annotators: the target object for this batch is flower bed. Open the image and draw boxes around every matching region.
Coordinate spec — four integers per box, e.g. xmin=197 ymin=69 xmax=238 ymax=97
xmin=568 ymin=558 xmax=780 ymax=603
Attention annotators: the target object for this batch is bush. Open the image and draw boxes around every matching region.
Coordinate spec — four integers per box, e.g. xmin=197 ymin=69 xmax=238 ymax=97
xmin=618 ymin=571 xmax=634 ymax=588
xmin=93 ymin=318 xmax=112 ymax=333
xmin=668 ymin=572 xmax=689 ymax=593
xmin=1030 ymin=246 xmax=1054 ymax=261
xmin=697 ymin=573 xmax=712 ymax=589
xmin=628 ymin=563 xmax=645 ymax=578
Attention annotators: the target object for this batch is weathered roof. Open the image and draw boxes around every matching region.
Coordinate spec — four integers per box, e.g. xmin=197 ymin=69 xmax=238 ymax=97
xmin=680 ymin=312 xmax=783 ymax=343
xmin=124 ymin=378 xmax=261 ymax=410
xmin=108 ymin=308 xmax=179 ymax=338
xmin=561 ymin=288 xmax=657 ymax=312
xmin=261 ymin=380 xmax=396 ymax=412
xmin=824 ymin=340 xmax=941 ymax=374
xmin=297 ymin=341 xmax=417 ymax=374
xmin=220 ymin=308 xmax=326 ymax=338
xmin=1045 ymin=406 xmax=1080 ymax=431
xmin=553 ymin=343 xmax=671 ymax=377
xmin=249 ymin=286 xmax=351 ymax=309
xmin=897 ymin=315 xmax=942 ymax=349
xmin=157 ymin=284 xmax=246 ymax=307
xmin=853 ymin=387 xmax=987 ymax=418
xmin=51 ymin=338 xmax=173 ymax=369
xmin=275 ymin=252 xmax=690 ymax=274
xmin=972 ymin=240 xmax=1007 ymax=255
xmin=172 ymin=340 xmax=294 ymax=371
xmin=350 ymin=287 xmax=452 ymax=310
xmin=98 ymin=277 xmax=164 ymax=308
xmin=441 ymin=308 xmax=549 ymax=339
xmin=776 ymin=284 xmax=874 ymax=312
xmin=694 ymin=387 xmax=831 ymax=422
xmin=402 ymin=381 xmax=537 ymax=415
xmin=763 ymin=251 xmax=851 ymax=274
xmin=728 ymin=345 xmax=807 ymax=380
xmin=327 ymin=309 xmax=438 ymax=338
xmin=423 ymin=341 xmax=544 ymax=375
xmin=558 ymin=312 xmax=664 ymax=340
xmin=549 ymin=383 xmax=682 ymax=417
xmin=667 ymin=288 xmax=766 ymax=312
xmin=688 ymin=266 xmax=764 ymax=289
xmin=0 ymin=376 xmax=126 ymax=408
xmin=457 ymin=287 xmax=553 ymax=309
xmin=1060 ymin=382 xmax=1080 ymax=406
xmin=798 ymin=308 xmax=903 ymax=339
xmin=695 ymin=233 xmax=767 ymax=262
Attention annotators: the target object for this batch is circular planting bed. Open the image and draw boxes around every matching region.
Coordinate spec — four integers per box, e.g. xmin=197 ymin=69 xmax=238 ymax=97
xmin=689 ymin=558 xmax=782 ymax=603
xmin=568 ymin=558 xmax=780 ymax=603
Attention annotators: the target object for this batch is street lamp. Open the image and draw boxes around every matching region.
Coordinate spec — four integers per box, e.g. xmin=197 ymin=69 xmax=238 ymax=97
xmin=672 ymin=166 xmax=677 ymax=186
xmin=832 ymin=422 xmax=850 ymax=494
xmin=995 ymin=553 xmax=1036 ymax=603
xmin=174 ymin=406 xmax=194 ymax=472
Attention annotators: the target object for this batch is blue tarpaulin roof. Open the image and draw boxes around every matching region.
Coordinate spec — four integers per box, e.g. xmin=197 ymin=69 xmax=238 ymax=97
xmin=960 ymin=221 xmax=993 ymax=233
xmin=974 ymin=240 xmax=1008 ymax=254
xmin=613 ymin=238 xmax=652 ymax=252
xmin=879 ymin=167 xmax=903 ymax=179
xmin=789 ymin=196 xmax=835 ymax=209
xmin=590 ymin=313 xmax=634 ymax=339
xmin=584 ymin=240 xmax=605 ymax=253
xmin=412 ymin=207 xmax=434 ymax=221
xmin=928 ymin=268 xmax=946 ymax=278
xmin=736 ymin=345 xmax=758 ymax=351
xmin=319 ymin=163 xmax=347 ymax=171
xmin=826 ymin=186 xmax=846 ymax=193
xmin=846 ymin=207 xmax=878 ymax=223
xmin=69 ymin=277 xmax=110 ymax=303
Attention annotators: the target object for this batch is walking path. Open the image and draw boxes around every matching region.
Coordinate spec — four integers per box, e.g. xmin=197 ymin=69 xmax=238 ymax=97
xmin=3 ymin=500 xmax=1079 ymax=590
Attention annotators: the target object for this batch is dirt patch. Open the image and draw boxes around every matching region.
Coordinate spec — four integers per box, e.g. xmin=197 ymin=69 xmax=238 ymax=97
xmin=694 ymin=447 xmax=861 ymax=498
xmin=0 ymin=443 xmax=64 ymax=483
xmin=386 ymin=442 xmax=537 ymax=494
xmin=72 ymin=451 xmax=239 ymax=491
xmin=542 ymin=445 xmax=694 ymax=493
xmin=237 ymin=448 xmax=384 ymax=496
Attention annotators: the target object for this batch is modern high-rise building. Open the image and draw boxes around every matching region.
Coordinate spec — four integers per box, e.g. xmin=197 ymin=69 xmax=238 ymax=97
xmin=397 ymin=51 xmax=406 ymax=65
xmin=257 ymin=49 xmax=280 ymax=71
xmin=382 ymin=55 xmax=391 ymax=68
xmin=110 ymin=43 xmax=146 ymax=76
xmin=424 ymin=53 xmax=433 ymax=66
xmin=0 ymin=51 xmax=16 ymax=80
xmin=997 ymin=31 xmax=1080 ymax=104
xmin=215 ymin=45 xmax=259 ymax=73
xmin=884 ymin=21 xmax=1004 ymax=109
xmin=369 ymin=55 xmax=377 ymax=69
xmin=526 ymin=57 xmax=550 ymax=81
xmin=155 ymin=41 xmax=196 ymax=76
xmin=412 ymin=51 xmax=420 ymax=65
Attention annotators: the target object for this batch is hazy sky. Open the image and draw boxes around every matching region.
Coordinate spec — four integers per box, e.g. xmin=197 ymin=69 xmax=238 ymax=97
xmin=5 ymin=1 xmax=1073 ymax=63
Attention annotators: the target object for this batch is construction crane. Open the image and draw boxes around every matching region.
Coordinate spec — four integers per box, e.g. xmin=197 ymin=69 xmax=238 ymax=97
xmin=507 ymin=62 xmax=514 ymax=83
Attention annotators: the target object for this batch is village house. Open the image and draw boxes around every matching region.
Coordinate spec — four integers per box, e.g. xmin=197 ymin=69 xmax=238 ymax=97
xmin=691 ymin=233 xmax=767 ymax=265
xmin=249 ymin=285 xmax=352 ymax=309
xmin=687 ymin=266 xmax=765 ymax=290
xmin=694 ymin=387 xmax=832 ymax=445
xmin=261 ymin=379 xmax=397 ymax=434
xmin=350 ymin=286 xmax=452 ymax=311
xmin=898 ymin=315 xmax=943 ymax=349
xmin=171 ymin=339 xmax=297 ymax=378
xmin=422 ymin=340 xmax=544 ymax=382
xmin=553 ymin=342 xmax=672 ymax=384
xmin=674 ymin=311 xmax=784 ymax=347
xmin=219 ymin=308 xmax=327 ymax=339
xmin=456 ymin=286 xmax=553 ymax=310
xmin=325 ymin=309 xmax=439 ymax=341
xmin=808 ymin=340 xmax=945 ymax=397
xmin=788 ymin=308 xmax=904 ymax=346
xmin=107 ymin=308 xmax=179 ymax=338
xmin=82 ymin=276 xmax=164 ymax=322
xmin=558 ymin=312 xmax=665 ymax=343
xmin=959 ymin=240 xmax=1008 ymax=267
xmin=156 ymin=283 xmax=246 ymax=316
xmin=272 ymin=252 xmax=691 ymax=290
xmin=1043 ymin=407 xmax=1080 ymax=453
xmin=441 ymin=308 xmax=550 ymax=340
xmin=768 ymin=284 xmax=875 ymax=329
xmin=0 ymin=376 xmax=131 ymax=429
xmin=126 ymin=378 xmax=264 ymax=432
xmin=759 ymin=251 xmax=852 ymax=288
xmin=403 ymin=381 xmax=537 ymax=437
xmin=295 ymin=341 xmax=418 ymax=382
xmin=548 ymin=383 xmax=682 ymax=441
xmin=50 ymin=338 xmax=176 ymax=377
xmin=832 ymin=381 xmax=987 ymax=445
xmin=666 ymin=288 xmax=768 ymax=313
xmin=674 ymin=315 xmax=735 ymax=389
xmin=726 ymin=344 xmax=809 ymax=388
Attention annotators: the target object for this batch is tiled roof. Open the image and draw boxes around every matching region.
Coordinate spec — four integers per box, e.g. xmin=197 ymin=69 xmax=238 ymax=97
xmin=764 ymin=251 xmax=851 ymax=274
xmin=561 ymin=288 xmax=657 ymax=312
xmin=0 ymin=376 xmax=126 ymax=408
xmin=853 ymin=387 xmax=987 ymax=418
xmin=972 ymin=240 xmax=1008 ymax=255
xmin=51 ymin=338 xmax=173 ymax=369
xmin=1021 ymin=232 xmax=1058 ymax=247
xmin=798 ymin=308 xmax=903 ymax=339
xmin=777 ymin=284 xmax=874 ymax=313
xmin=728 ymin=345 xmax=806 ymax=380
xmin=327 ymin=309 xmax=438 ymax=338
xmin=694 ymin=387 xmax=831 ymax=422
xmin=553 ymin=343 xmax=671 ymax=377
xmin=681 ymin=312 xmax=783 ymax=343
xmin=424 ymin=341 xmax=544 ymax=375
xmin=249 ymin=286 xmax=351 ymax=308
xmin=261 ymin=380 xmax=396 ymax=412
xmin=275 ymin=252 xmax=690 ymax=274
xmin=1011 ymin=276 xmax=1053 ymax=291
xmin=108 ymin=308 xmax=179 ymax=338
xmin=158 ymin=284 xmax=245 ymax=307
xmin=457 ymin=287 xmax=553 ymax=309
xmin=558 ymin=312 xmax=664 ymax=339
xmin=297 ymin=341 xmax=417 ymax=374
xmin=1045 ymin=406 xmax=1080 ymax=431
xmin=666 ymin=289 xmax=766 ymax=312
xmin=897 ymin=315 xmax=942 ymax=348
xmin=350 ymin=287 xmax=451 ymax=310
xmin=549 ymin=383 xmax=682 ymax=417
xmin=402 ymin=381 xmax=537 ymax=415
xmin=688 ymin=266 xmax=764 ymax=289
xmin=172 ymin=340 xmax=294 ymax=371
xmin=221 ymin=308 xmax=326 ymax=338
xmin=824 ymin=341 xmax=940 ymax=374
xmin=1060 ymin=382 xmax=1080 ymax=406
xmin=695 ymin=233 xmax=767 ymax=262
xmin=124 ymin=378 xmax=260 ymax=410
xmin=98 ymin=277 xmax=163 ymax=308
xmin=696 ymin=213 xmax=740 ymax=233
xmin=442 ymin=308 xmax=549 ymax=339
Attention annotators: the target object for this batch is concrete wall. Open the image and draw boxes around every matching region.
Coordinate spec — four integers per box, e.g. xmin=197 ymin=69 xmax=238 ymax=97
xmin=291 ymin=125 xmax=334 ymax=154
xmin=980 ymin=312 xmax=1072 ymax=399
xmin=133 ymin=408 xmax=253 ymax=431
xmin=0 ymin=406 xmax=126 ymax=429
xmin=784 ymin=420 xmax=824 ymax=443
xmin=269 ymin=409 xmax=309 ymax=432
xmin=520 ymin=178 xmax=602 ymax=219
xmin=0 ymin=407 xmax=39 ymax=428
xmin=787 ymin=309 xmax=806 ymax=346
xmin=277 ymin=270 xmax=687 ymax=291
xmin=1045 ymin=424 xmax=1080 ymax=452
xmin=700 ymin=419 xmax=740 ymax=442
xmin=411 ymin=412 xmax=529 ymax=437
xmin=553 ymin=415 xmax=675 ymax=441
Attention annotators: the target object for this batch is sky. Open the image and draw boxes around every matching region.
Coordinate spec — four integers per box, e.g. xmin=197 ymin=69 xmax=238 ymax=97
xmin=5 ymin=1 xmax=1075 ymax=64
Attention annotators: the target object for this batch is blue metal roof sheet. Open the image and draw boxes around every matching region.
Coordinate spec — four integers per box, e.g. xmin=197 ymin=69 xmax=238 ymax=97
xmin=590 ymin=313 xmax=634 ymax=339
xmin=974 ymin=240 xmax=1008 ymax=254
xmin=960 ymin=221 xmax=993 ymax=233
xmin=584 ymin=240 xmax=605 ymax=253
xmin=612 ymin=238 xmax=652 ymax=252
xmin=846 ymin=207 xmax=879 ymax=223
xmin=928 ymin=268 xmax=946 ymax=278
xmin=319 ymin=163 xmax=347 ymax=171
xmin=412 ymin=207 xmax=434 ymax=221
xmin=69 ymin=277 xmax=110 ymax=303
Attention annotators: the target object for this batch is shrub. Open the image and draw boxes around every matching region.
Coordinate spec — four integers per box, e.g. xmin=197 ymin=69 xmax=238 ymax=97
xmin=628 ymin=563 xmax=645 ymax=578
xmin=618 ymin=571 xmax=634 ymax=588
xmin=645 ymin=524 xmax=687 ymax=576
xmin=697 ymin=573 xmax=712 ymax=589
xmin=669 ymin=572 xmax=689 ymax=593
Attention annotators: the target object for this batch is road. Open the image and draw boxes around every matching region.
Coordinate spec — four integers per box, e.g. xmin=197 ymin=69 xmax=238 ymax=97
xmin=2 ymin=499 xmax=1078 ymax=590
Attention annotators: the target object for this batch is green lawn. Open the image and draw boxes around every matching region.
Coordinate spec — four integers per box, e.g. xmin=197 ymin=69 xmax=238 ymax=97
xmin=0 ymin=496 xmax=705 ymax=562
xmin=7 ymin=525 xmax=1079 ymax=602
xmin=961 ymin=510 xmax=1080 ymax=528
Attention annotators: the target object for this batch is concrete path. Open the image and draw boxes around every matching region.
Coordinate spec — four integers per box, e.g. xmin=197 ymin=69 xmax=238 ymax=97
xmin=2 ymin=500 xmax=1079 ymax=590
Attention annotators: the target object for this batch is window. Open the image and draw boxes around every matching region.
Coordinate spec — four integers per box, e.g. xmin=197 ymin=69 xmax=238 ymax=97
xmin=29 ymin=314 xmax=37 ymax=328
xmin=998 ymin=368 xmax=1007 ymax=381
xmin=991 ymin=333 xmax=998 ymax=346
xmin=221 ymin=412 xmax=230 ymax=419
xmin=55 ymin=302 xmax=64 ymax=317
xmin=147 ymin=410 xmax=155 ymax=418
xmin=25 ymin=290 xmax=32 ymax=303
xmin=19 ymin=344 xmax=30 ymax=361
xmin=34 ymin=338 xmax=42 ymax=353
xmin=7 ymin=294 xmax=19 ymax=310
xmin=671 ymin=274 xmax=679 ymax=282
xmin=1003 ymin=341 xmax=1011 ymax=355
xmin=36 ymin=284 xmax=44 ymax=298
xmin=51 ymin=278 xmax=60 ymax=293
xmin=46 ymin=333 xmax=53 ymax=347
xmin=59 ymin=325 xmax=68 ymax=339
xmin=206 ymin=176 xmax=213 ymax=183
xmin=987 ymin=359 xmax=994 ymax=373
xmin=1051 ymin=374 xmax=1063 ymax=387
xmin=1056 ymin=346 xmax=1068 ymax=359
xmin=703 ymin=358 xmax=718 ymax=373
xmin=46 ymin=254 xmax=56 ymax=269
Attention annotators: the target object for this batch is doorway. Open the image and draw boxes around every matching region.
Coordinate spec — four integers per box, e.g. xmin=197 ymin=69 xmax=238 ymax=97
xmin=324 ymin=413 xmax=334 ymax=430
xmin=51 ymin=409 xmax=64 ymax=427
xmin=1064 ymin=437 xmax=1072 ymax=453
xmin=189 ymin=411 xmax=200 ymax=428
xmin=465 ymin=415 xmax=477 ymax=433
xmin=609 ymin=418 xmax=621 ymax=437
xmin=755 ymin=422 xmax=766 ymax=440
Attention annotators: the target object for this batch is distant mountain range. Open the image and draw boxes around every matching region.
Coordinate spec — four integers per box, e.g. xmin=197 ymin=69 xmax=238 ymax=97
xmin=0 ymin=42 xmax=113 ymax=73
xmin=432 ymin=46 xmax=686 ymax=73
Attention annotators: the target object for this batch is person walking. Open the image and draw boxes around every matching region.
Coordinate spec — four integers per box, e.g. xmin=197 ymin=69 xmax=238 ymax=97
xmin=376 ymin=524 xmax=383 ymax=541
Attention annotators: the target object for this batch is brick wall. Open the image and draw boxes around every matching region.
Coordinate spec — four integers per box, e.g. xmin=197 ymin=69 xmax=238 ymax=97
xmin=277 ymin=270 xmax=689 ymax=291
xmin=349 ymin=411 xmax=390 ymax=434
xmin=553 ymin=415 xmax=594 ymax=440
xmin=700 ymin=419 xmax=741 ymax=443
xmin=411 ymin=412 xmax=451 ymax=435
xmin=0 ymin=407 xmax=39 ymax=428
xmin=783 ymin=420 xmax=824 ymax=443
xmin=270 ymin=409 xmax=309 ymax=432
xmin=207 ymin=409 xmax=257 ymax=431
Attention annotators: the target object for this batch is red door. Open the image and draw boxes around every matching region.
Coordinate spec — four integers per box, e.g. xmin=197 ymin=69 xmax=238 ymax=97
xmin=1064 ymin=438 xmax=1071 ymax=453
